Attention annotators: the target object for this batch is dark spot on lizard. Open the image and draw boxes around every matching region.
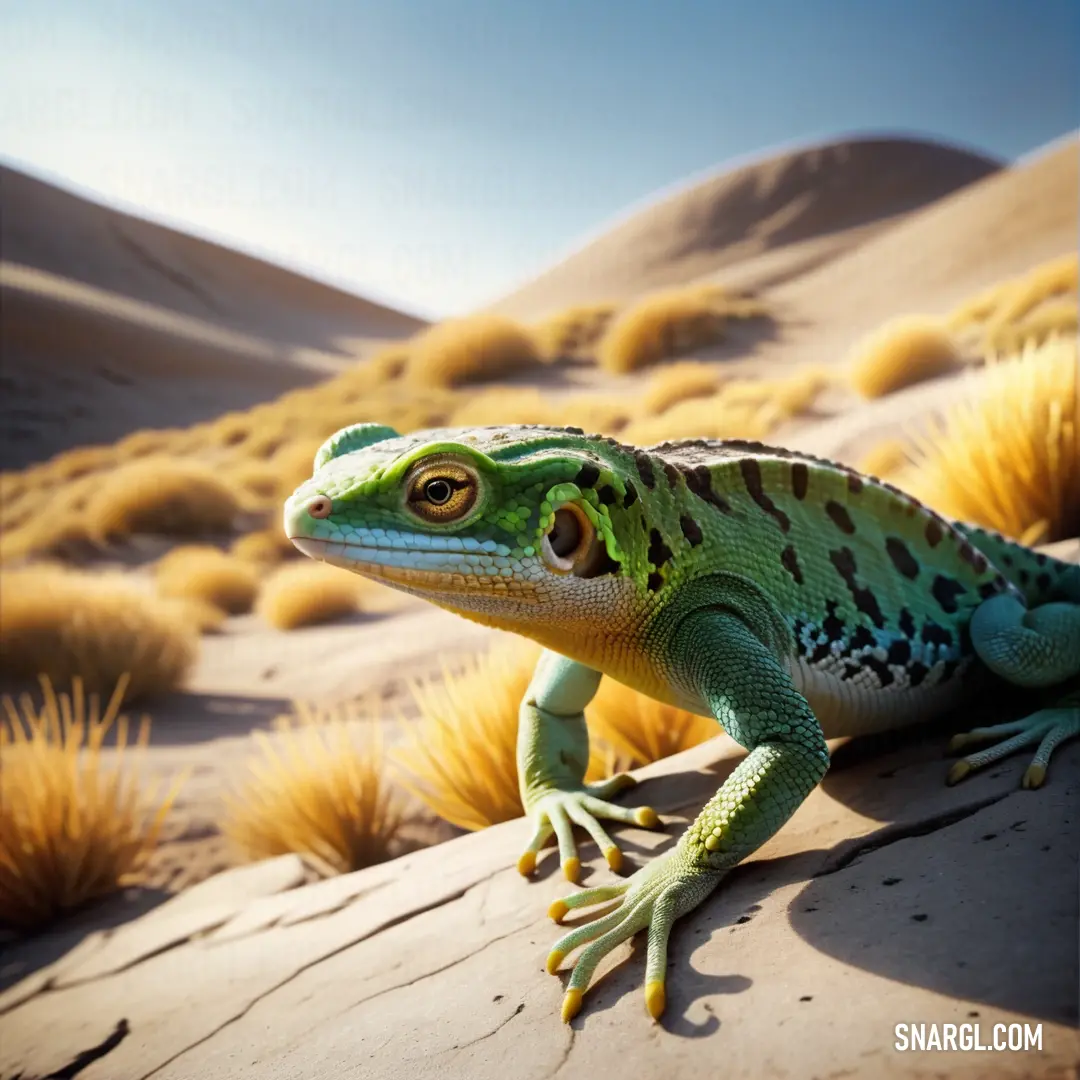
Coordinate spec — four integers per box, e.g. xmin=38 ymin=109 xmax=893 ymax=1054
xmin=680 ymin=514 xmax=703 ymax=546
xmin=931 ymin=574 xmax=967 ymax=615
xmin=1019 ymin=569 xmax=1030 ymax=586
xmin=898 ymin=607 xmax=916 ymax=638
xmin=885 ymin=537 xmax=919 ymax=580
xmin=842 ymin=662 xmax=862 ymax=680
xmin=682 ymin=464 xmax=731 ymax=514
xmin=921 ymin=621 xmax=954 ymax=649
xmin=864 ymin=655 xmax=895 ymax=687
xmin=958 ymin=542 xmax=988 ymax=574
xmin=780 ymin=544 xmax=803 ymax=584
xmin=647 ymin=571 xmax=663 ymax=592
xmin=907 ymin=661 xmax=929 ymax=687
xmin=939 ymin=659 xmax=961 ymax=683
xmin=829 ymin=547 xmax=886 ymax=627
xmin=740 ymin=458 xmax=791 ymax=533
xmin=663 ymin=461 xmax=681 ymax=488
xmin=574 ymin=462 xmax=600 ymax=489
xmin=634 ymin=451 xmax=656 ymax=489
xmin=978 ymin=576 xmax=1006 ymax=600
xmin=791 ymin=462 xmax=809 ymax=500
xmin=1036 ymin=572 xmax=1052 ymax=593
xmin=825 ymin=500 xmax=856 ymax=534
xmin=822 ymin=600 xmax=846 ymax=642
xmin=1035 ymin=552 xmax=1047 ymax=566
xmin=851 ymin=625 xmax=875 ymax=650
xmin=623 ymin=480 xmax=638 ymax=508
xmin=925 ymin=519 xmax=944 ymax=548
xmin=648 ymin=528 xmax=673 ymax=568
xmin=887 ymin=639 xmax=911 ymax=666
xmin=847 ymin=472 xmax=864 ymax=494
xmin=596 ymin=484 xmax=617 ymax=505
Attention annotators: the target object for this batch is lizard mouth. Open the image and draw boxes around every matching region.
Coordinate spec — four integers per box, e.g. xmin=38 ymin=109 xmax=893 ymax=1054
xmin=288 ymin=536 xmax=541 ymax=599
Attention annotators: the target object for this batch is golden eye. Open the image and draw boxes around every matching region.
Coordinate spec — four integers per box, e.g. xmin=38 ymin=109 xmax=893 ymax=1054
xmin=406 ymin=459 xmax=478 ymax=523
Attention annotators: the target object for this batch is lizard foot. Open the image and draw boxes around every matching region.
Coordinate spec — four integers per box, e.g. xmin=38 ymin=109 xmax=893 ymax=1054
xmin=946 ymin=705 xmax=1080 ymax=789
xmin=545 ymin=848 xmax=722 ymax=1023
xmin=518 ymin=776 xmax=660 ymax=883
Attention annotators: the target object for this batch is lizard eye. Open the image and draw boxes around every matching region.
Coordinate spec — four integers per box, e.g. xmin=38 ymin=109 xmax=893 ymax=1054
xmin=406 ymin=458 xmax=478 ymax=523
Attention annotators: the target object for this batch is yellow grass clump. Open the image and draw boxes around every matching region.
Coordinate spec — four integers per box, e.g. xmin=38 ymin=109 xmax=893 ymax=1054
xmin=0 ymin=674 xmax=184 ymax=930
xmin=160 ymin=596 xmax=229 ymax=634
xmin=394 ymin=640 xmax=615 ymax=832
xmin=902 ymin=336 xmax=1079 ymax=544
xmin=449 ymin=388 xmax=557 ymax=428
xmin=257 ymin=560 xmax=371 ymax=630
xmin=407 ymin=314 xmax=542 ymax=387
xmin=621 ymin=392 xmax=770 ymax=446
xmin=154 ymin=545 xmax=261 ymax=615
xmin=847 ymin=315 xmax=964 ymax=398
xmin=223 ymin=700 xmax=402 ymax=876
xmin=597 ymin=287 xmax=727 ymax=374
xmin=984 ymin=298 xmax=1078 ymax=355
xmin=231 ymin=526 xmax=297 ymax=566
xmin=984 ymin=253 xmax=1078 ymax=332
xmin=0 ymin=566 xmax=198 ymax=701
xmin=642 ymin=360 xmax=721 ymax=415
xmin=586 ymin=680 xmax=719 ymax=767
xmin=85 ymin=458 xmax=241 ymax=539
xmin=858 ymin=438 xmax=912 ymax=481
xmin=532 ymin=303 xmax=618 ymax=359
xmin=368 ymin=345 xmax=411 ymax=382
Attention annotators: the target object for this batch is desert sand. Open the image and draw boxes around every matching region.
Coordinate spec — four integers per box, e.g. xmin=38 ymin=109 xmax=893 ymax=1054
xmin=1 ymin=132 xmax=1078 ymax=1079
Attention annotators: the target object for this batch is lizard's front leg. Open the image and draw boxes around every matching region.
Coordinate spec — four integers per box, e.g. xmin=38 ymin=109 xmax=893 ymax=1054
xmin=517 ymin=649 xmax=661 ymax=883
xmin=546 ymin=609 xmax=829 ymax=1023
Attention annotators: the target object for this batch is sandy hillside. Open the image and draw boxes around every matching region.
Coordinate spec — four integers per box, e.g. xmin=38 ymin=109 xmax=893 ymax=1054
xmin=0 ymin=166 xmax=427 ymax=469
xmin=490 ymin=136 xmax=1001 ymax=320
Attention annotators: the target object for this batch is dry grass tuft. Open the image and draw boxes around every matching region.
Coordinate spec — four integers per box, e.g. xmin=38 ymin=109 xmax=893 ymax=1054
xmin=408 ymin=315 xmax=542 ymax=387
xmin=257 ymin=560 xmax=370 ymax=630
xmin=160 ymin=596 xmax=229 ymax=634
xmin=154 ymin=545 xmax=260 ymax=615
xmin=223 ymin=699 xmax=402 ymax=876
xmin=642 ymin=361 xmax=721 ymax=415
xmin=231 ymin=527 xmax=297 ymax=566
xmin=0 ymin=566 xmax=198 ymax=701
xmin=597 ymin=287 xmax=727 ymax=374
xmin=532 ymin=303 xmax=618 ymax=359
xmin=984 ymin=253 xmax=1078 ymax=332
xmin=85 ymin=458 xmax=241 ymax=539
xmin=368 ymin=345 xmax=411 ymax=382
xmin=985 ymin=298 xmax=1078 ymax=355
xmin=621 ymin=392 xmax=770 ymax=446
xmin=902 ymin=336 xmax=1079 ymax=543
xmin=449 ymin=388 xmax=556 ymax=428
xmin=848 ymin=315 xmax=964 ymax=398
xmin=0 ymin=674 xmax=184 ymax=930
xmin=393 ymin=640 xmax=613 ymax=832
xmin=858 ymin=439 xmax=912 ymax=481
xmin=586 ymin=680 xmax=719 ymax=767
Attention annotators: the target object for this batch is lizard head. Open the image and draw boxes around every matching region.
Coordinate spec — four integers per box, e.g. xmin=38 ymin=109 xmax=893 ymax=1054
xmin=282 ymin=422 xmax=662 ymax=637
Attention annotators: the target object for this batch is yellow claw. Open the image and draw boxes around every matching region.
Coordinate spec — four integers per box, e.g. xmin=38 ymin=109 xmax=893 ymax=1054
xmin=563 ymin=856 xmax=581 ymax=883
xmin=546 ymin=949 xmax=565 ymax=975
xmin=548 ymin=899 xmax=569 ymax=923
xmin=946 ymin=760 xmax=971 ymax=786
xmin=644 ymin=980 xmax=666 ymax=1020
xmin=604 ymin=847 xmax=623 ymax=872
xmin=1022 ymin=763 xmax=1046 ymax=789
xmin=635 ymin=806 xmax=661 ymax=829
xmin=948 ymin=733 xmax=969 ymax=752
xmin=517 ymin=851 xmax=537 ymax=876
xmin=561 ymin=988 xmax=583 ymax=1023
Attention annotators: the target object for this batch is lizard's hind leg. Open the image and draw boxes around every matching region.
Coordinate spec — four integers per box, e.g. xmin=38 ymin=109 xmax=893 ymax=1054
xmin=949 ymin=592 xmax=1080 ymax=788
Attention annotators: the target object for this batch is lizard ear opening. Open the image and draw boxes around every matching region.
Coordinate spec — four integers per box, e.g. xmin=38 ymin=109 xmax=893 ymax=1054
xmin=541 ymin=505 xmax=618 ymax=578
xmin=314 ymin=423 xmax=401 ymax=471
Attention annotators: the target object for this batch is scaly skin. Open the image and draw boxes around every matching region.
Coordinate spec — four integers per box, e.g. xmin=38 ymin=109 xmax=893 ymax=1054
xmin=284 ymin=423 xmax=1080 ymax=1023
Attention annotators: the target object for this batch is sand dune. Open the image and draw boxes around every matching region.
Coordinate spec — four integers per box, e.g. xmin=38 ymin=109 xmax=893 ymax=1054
xmin=772 ymin=133 xmax=1080 ymax=344
xmin=0 ymin=166 xmax=427 ymax=469
xmin=490 ymin=136 xmax=1001 ymax=320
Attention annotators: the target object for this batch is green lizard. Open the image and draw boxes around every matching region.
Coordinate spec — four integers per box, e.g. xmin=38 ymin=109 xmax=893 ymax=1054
xmin=284 ymin=422 xmax=1080 ymax=1024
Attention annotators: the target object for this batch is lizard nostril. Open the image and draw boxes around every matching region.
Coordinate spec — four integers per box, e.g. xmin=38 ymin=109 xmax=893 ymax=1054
xmin=307 ymin=495 xmax=333 ymax=519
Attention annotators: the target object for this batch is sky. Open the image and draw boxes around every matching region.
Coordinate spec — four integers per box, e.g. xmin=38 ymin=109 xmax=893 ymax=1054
xmin=1 ymin=1 xmax=1078 ymax=319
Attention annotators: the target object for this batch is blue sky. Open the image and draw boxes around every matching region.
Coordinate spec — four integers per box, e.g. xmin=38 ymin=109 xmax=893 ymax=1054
xmin=1 ymin=1 xmax=1077 ymax=318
